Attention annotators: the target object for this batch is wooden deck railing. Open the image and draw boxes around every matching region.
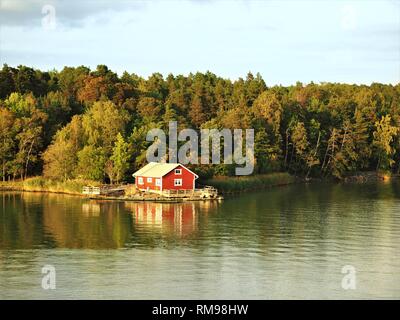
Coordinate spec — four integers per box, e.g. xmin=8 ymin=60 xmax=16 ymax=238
xmin=82 ymin=184 xmax=219 ymax=199
xmin=82 ymin=185 xmax=128 ymax=195
xmin=82 ymin=186 xmax=101 ymax=195
xmin=159 ymin=186 xmax=218 ymax=198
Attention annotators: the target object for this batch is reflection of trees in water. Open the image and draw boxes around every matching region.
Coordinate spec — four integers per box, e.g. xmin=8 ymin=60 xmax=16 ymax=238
xmin=42 ymin=198 xmax=133 ymax=249
xmin=0 ymin=193 xmax=135 ymax=249
xmin=0 ymin=192 xmax=50 ymax=249
xmin=0 ymin=192 xmax=219 ymax=249
xmin=197 ymin=181 xmax=400 ymax=255
xmin=1 ymin=182 xmax=398 ymax=251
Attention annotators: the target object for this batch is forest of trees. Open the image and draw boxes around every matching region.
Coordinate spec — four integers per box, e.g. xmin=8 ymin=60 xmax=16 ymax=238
xmin=0 ymin=64 xmax=399 ymax=183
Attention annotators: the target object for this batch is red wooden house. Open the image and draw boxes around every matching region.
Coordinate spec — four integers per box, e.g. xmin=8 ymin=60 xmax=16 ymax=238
xmin=132 ymin=162 xmax=199 ymax=192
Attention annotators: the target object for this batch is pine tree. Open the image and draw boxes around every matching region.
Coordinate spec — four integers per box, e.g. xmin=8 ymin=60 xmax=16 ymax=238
xmin=373 ymin=115 xmax=399 ymax=171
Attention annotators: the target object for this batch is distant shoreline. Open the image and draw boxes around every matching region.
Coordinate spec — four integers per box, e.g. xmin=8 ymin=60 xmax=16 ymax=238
xmin=0 ymin=173 xmax=297 ymax=198
xmin=204 ymin=172 xmax=297 ymax=194
xmin=0 ymin=177 xmax=99 ymax=196
xmin=0 ymin=172 xmax=397 ymax=199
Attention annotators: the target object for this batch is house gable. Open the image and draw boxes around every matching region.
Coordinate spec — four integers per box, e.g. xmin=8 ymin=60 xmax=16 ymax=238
xmin=161 ymin=165 xmax=197 ymax=190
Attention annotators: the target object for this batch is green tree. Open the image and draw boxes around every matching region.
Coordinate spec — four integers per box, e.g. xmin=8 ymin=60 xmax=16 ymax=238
xmin=82 ymin=100 xmax=130 ymax=154
xmin=42 ymin=116 xmax=84 ymax=180
xmin=291 ymin=121 xmax=309 ymax=173
xmin=252 ymin=91 xmax=283 ymax=161
xmin=109 ymin=133 xmax=130 ymax=184
xmin=189 ymin=95 xmax=206 ymax=128
xmin=75 ymin=145 xmax=106 ymax=181
xmin=0 ymin=108 xmax=15 ymax=181
xmin=0 ymin=64 xmax=16 ymax=99
xmin=4 ymin=94 xmax=48 ymax=179
xmin=254 ymin=127 xmax=274 ymax=173
xmin=373 ymin=115 xmax=398 ymax=170
xmin=42 ymin=137 xmax=76 ymax=180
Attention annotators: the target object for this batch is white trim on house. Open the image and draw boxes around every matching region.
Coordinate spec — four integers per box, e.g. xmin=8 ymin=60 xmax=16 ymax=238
xmin=174 ymin=179 xmax=182 ymax=186
xmin=175 ymin=168 xmax=182 ymax=175
xmin=138 ymin=177 xmax=144 ymax=185
xmin=178 ymin=165 xmax=199 ymax=180
xmin=147 ymin=177 xmax=153 ymax=183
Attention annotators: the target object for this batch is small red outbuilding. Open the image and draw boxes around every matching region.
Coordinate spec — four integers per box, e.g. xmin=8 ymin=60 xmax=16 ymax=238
xmin=132 ymin=162 xmax=198 ymax=192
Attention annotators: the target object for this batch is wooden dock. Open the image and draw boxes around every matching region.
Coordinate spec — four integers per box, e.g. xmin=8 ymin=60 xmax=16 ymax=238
xmin=82 ymin=185 xmax=129 ymax=196
xmin=82 ymin=185 xmax=222 ymax=202
xmin=152 ymin=186 xmax=219 ymax=199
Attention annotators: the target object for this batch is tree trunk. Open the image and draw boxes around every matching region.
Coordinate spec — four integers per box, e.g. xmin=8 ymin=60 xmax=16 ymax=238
xmin=288 ymin=143 xmax=295 ymax=169
xmin=2 ymin=136 xmax=5 ymax=182
xmin=340 ymin=127 xmax=348 ymax=151
xmin=2 ymin=159 xmax=5 ymax=182
xmin=284 ymin=129 xmax=289 ymax=168
xmin=376 ymin=155 xmax=381 ymax=171
xmin=321 ymin=143 xmax=330 ymax=173
xmin=306 ymin=131 xmax=321 ymax=179
xmin=24 ymin=139 xmax=35 ymax=180
xmin=322 ymin=129 xmax=336 ymax=174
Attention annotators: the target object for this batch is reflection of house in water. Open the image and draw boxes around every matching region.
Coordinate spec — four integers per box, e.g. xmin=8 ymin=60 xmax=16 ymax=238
xmin=126 ymin=202 xmax=198 ymax=237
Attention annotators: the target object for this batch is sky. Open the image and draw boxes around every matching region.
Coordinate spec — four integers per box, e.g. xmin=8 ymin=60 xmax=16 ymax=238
xmin=0 ymin=0 xmax=399 ymax=85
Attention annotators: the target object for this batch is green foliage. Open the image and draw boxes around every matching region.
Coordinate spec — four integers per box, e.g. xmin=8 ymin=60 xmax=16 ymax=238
xmin=2 ymin=177 xmax=100 ymax=194
xmin=0 ymin=64 xmax=399 ymax=183
xmin=82 ymin=100 xmax=130 ymax=153
xmin=109 ymin=133 xmax=130 ymax=183
xmin=373 ymin=115 xmax=399 ymax=170
xmin=254 ymin=127 xmax=276 ymax=173
xmin=206 ymin=173 xmax=295 ymax=193
xmin=0 ymin=107 xmax=15 ymax=181
xmin=75 ymin=145 xmax=106 ymax=181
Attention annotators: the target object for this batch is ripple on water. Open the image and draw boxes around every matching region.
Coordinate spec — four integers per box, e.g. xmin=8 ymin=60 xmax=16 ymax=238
xmin=1 ymin=182 xmax=400 ymax=299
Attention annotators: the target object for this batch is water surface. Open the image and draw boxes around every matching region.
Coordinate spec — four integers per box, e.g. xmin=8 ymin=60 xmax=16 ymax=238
xmin=1 ymin=181 xmax=399 ymax=299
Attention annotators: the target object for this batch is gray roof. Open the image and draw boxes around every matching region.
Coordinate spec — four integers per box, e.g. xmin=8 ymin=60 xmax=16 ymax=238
xmin=132 ymin=162 xmax=198 ymax=178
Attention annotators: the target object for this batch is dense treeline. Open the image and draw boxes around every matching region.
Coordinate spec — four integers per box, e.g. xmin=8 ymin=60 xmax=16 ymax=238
xmin=0 ymin=64 xmax=399 ymax=183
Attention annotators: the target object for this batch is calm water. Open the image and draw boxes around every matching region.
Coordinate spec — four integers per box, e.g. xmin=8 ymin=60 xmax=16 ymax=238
xmin=0 ymin=181 xmax=399 ymax=299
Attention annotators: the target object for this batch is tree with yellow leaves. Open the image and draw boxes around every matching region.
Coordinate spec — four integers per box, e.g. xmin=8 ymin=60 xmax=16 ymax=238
xmin=373 ymin=115 xmax=399 ymax=171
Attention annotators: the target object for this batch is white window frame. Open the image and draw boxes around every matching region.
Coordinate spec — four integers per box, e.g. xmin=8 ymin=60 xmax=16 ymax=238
xmin=155 ymin=178 xmax=161 ymax=187
xmin=147 ymin=177 xmax=153 ymax=183
xmin=138 ymin=177 xmax=143 ymax=185
xmin=174 ymin=179 xmax=182 ymax=186
xmin=175 ymin=169 xmax=182 ymax=175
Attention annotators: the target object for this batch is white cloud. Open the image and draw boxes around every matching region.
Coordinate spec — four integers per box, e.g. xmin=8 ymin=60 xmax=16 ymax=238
xmin=0 ymin=0 xmax=398 ymax=84
xmin=0 ymin=0 xmax=147 ymax=27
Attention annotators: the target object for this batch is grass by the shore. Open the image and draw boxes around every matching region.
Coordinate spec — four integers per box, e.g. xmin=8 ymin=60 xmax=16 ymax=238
xmin=0 ymin=173 xmax=296 ymax=196
xmin=0 ymin=177 xmax=100 ymax=195
xmin=205 ymin=172 xmax=296 ymax=193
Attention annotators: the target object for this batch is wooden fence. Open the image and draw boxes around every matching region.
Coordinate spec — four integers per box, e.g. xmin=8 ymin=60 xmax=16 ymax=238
xmin=82 ymin=186 xmax=101 ymax=195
